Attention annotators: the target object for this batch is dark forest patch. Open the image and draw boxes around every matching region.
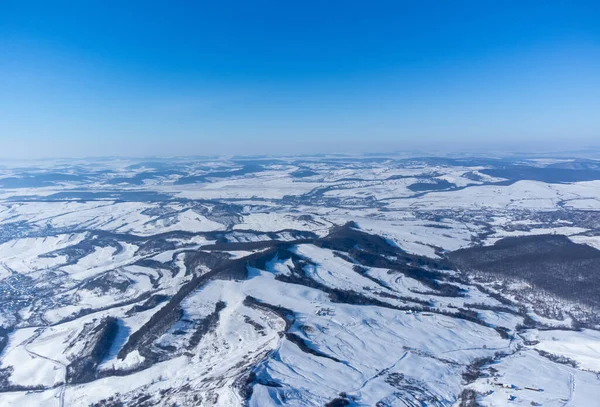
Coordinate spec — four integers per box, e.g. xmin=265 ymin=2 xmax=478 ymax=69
xmin=448 ymin=234 xmax=600 ymax=308
xmin=408 ymin=179 xmax=455 ymax=192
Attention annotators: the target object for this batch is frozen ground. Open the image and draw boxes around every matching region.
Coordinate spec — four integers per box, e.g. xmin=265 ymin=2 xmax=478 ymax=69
xmin=0 ymin=155 xmax=599 ymax=406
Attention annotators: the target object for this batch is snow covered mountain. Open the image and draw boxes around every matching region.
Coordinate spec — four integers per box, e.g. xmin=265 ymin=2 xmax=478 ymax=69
xmin=0 ymin=155 xmax=599 ymax=406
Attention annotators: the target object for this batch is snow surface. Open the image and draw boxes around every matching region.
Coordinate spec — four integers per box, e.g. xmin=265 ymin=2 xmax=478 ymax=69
xmin=1 ymin=157 xmax=600 ymax=406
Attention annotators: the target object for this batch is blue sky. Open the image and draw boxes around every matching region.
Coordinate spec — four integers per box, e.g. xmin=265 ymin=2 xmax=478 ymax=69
xmin=1 ymin=1 xmax=599 ymax=157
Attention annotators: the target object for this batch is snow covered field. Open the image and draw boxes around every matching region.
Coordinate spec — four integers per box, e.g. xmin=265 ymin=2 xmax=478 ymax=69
xmin=0 ymin=155 xmax=599 ymax=406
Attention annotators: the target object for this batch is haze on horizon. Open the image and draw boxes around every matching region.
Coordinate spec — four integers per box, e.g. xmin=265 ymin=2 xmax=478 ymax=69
xmin=1 ymin=1 xmax=599 ymax=158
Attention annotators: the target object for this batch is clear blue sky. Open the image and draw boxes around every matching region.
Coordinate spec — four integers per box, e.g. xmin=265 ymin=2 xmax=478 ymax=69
xmin=1 ymin=1 xmax=599 ymax=157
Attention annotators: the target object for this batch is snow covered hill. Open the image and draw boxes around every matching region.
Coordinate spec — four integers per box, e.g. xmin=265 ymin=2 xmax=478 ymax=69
xmin=0 ymin=155 xmax=599 ymax=406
